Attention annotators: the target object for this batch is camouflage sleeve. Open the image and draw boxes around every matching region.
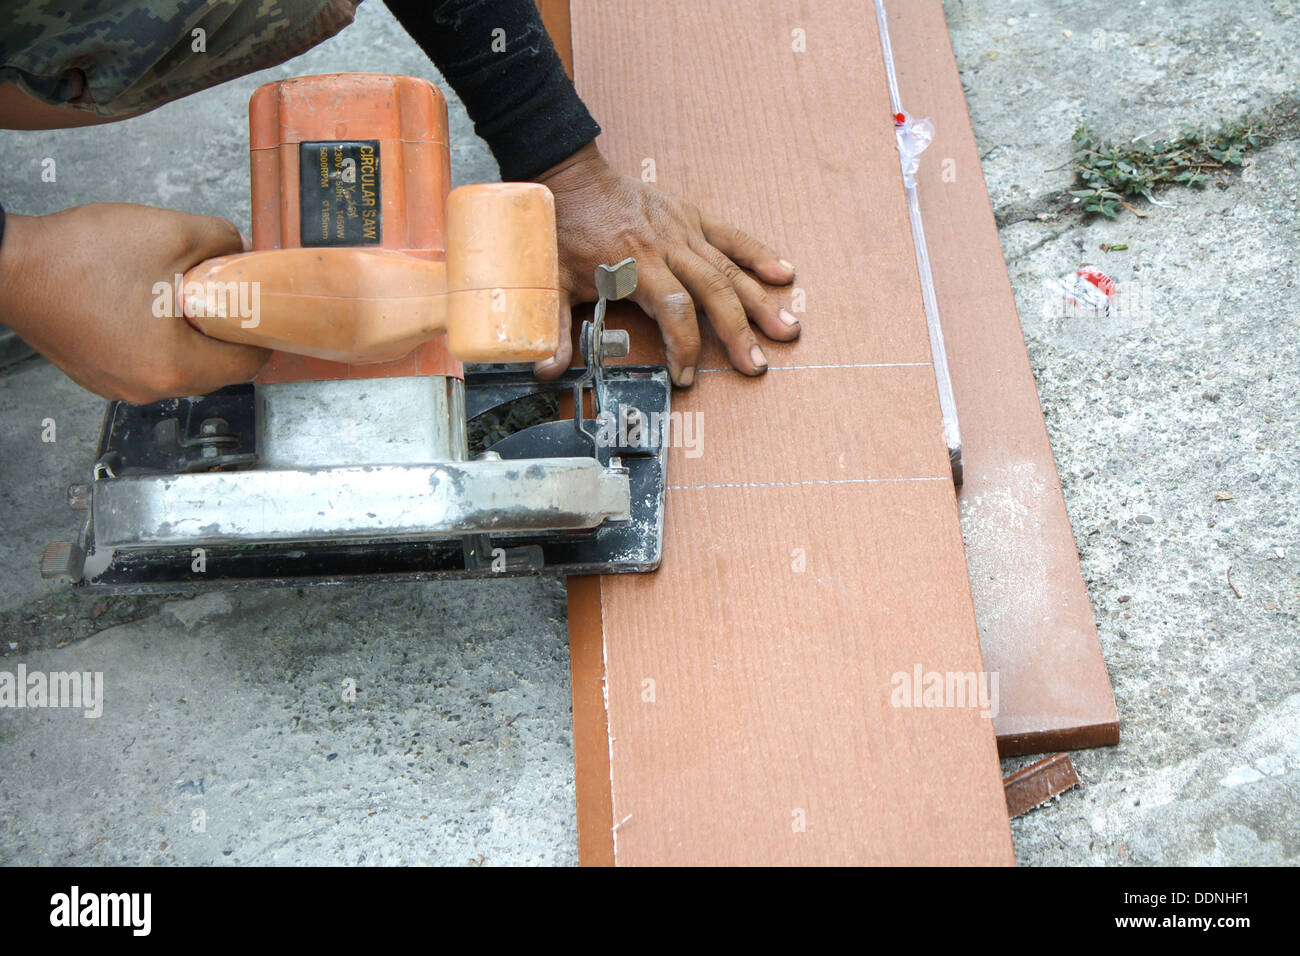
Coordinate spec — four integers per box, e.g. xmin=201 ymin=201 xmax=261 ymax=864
xmin=0 ymin=0 xmax=360 ymax=119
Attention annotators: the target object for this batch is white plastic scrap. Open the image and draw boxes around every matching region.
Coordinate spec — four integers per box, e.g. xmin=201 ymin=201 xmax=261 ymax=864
xmin=1050 ymin=271 xmax=1113 ymax=312
xmin=894 ymin=112 xmax=935 ymax=189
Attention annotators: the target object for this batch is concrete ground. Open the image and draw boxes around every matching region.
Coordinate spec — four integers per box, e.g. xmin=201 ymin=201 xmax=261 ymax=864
xmin=948 ymin=0 xmax=1299 ymax=864
xmin=0 ymin=0 xmax=1295 ymax=865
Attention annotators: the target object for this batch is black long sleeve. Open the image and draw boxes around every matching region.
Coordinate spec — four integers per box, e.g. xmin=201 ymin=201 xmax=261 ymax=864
xmin=385 ymin=0 xmax=600 ymax=181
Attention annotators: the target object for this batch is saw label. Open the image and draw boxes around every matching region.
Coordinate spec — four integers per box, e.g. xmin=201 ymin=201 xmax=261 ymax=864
xmin=299 ymin=140 xmax=382 ymax=246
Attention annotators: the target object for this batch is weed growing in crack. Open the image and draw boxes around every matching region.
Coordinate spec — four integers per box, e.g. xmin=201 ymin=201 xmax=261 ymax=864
xmin=1071 ymin=114 xmax=1276 ymax=218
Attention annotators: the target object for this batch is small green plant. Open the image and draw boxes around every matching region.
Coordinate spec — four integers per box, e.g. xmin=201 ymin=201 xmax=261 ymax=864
xmin=1071 ymin=114 xmax=1273 ymax=217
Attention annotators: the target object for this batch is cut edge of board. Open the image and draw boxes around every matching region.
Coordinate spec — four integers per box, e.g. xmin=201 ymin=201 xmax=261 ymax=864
xmin=885 ymin=0 xmax=1119 ymax=756
xmin=565 ymin=574 xmax=615 ymax=866
xmin=534 ymin=1 xmax=614 ymax=866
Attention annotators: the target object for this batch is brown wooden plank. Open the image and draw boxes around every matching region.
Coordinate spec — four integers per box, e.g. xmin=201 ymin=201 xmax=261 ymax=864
xmin=536 ymin=0 xmax=616 ymax=867
xmin=603 ymin=482 xmax=1013 ymax=864
xmin=565 ymin=0 xmax=1013 ymax=865
xmin=534 ymin=0 xmax=573 ymax=77
xmin=884 ymin=0 xmax=1119 ymax=755
xmin=565 ymin=574 xmax=615 ymax=866
xmin=1004 ymin=753 xmax=1082 ymax=818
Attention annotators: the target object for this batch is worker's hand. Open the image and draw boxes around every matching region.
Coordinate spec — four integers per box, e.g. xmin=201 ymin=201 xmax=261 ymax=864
xmin=532 ymin=142 xmax=800 ymax=386
xmin=0 ymin=203 xmax=269 ymax=404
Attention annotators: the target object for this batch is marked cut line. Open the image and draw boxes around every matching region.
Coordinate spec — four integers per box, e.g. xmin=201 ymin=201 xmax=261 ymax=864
xmin=696 ymin=361 xmax=933 ymax=374
xmin=669 ymin=476 xmax=952 ymax=491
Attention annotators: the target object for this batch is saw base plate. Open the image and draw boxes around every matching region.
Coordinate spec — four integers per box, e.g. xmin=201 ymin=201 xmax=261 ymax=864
xmin=71 ymin=365 xmax=669 ymax=594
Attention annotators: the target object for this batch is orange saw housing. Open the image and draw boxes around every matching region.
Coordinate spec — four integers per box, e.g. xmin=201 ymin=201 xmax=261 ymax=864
xmin=182 ymin=74 xmax=561 ymax=384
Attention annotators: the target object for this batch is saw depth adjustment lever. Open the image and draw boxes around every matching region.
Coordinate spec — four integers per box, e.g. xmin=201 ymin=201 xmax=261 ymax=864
xmin=574 ymin=257 xmax=637 ymax=455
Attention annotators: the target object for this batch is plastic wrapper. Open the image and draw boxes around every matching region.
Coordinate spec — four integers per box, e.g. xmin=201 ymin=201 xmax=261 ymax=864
xmin=893 ymin=111 xmax=935 ymax=189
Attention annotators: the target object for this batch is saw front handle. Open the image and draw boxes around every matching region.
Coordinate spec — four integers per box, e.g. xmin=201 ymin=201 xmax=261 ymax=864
xmin=182 ymin=182 xmax=560 ymax=365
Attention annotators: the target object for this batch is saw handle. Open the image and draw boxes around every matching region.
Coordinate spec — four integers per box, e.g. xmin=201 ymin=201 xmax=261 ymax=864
xmin=182 ymin=248 xmax=447 ymax=365
xmin=182 ymin=183 xmax=560 ymax=365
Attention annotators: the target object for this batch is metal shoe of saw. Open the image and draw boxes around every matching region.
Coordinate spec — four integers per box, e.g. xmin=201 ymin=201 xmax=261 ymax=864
xmin=39 ymin=75 xmax=669 ymax=591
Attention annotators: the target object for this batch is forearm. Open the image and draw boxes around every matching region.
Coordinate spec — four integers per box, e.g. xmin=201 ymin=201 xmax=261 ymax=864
xmin=0 ymin=212 xmax=45 ymax=335
xmin=385 ymin=0 xmax=600 ymax=180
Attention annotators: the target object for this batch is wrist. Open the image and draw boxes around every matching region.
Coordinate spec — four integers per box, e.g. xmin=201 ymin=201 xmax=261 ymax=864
xmin=531 ymin=141 xmax=608 ymax=192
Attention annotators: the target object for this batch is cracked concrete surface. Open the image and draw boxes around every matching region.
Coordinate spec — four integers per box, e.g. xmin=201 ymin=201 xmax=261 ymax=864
xmin=946 ymin=0 xmax=1299 ymax=864
xmin=1 ymin=3 xmax=574 ymax=867
xmin=1 ymin=0 xmax=1297 ymax=865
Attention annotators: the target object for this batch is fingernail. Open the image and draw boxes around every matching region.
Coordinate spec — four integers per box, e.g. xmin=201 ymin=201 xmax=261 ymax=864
xmin=678 ymin=365 xmax=696 ymax=387
xmin=750 ymin=345 xmax=768 ymax=370
xmin=778 ymin=307 xmax=799 ymax=327
xmin=778 ymin=258 xmax=795 ymax=275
